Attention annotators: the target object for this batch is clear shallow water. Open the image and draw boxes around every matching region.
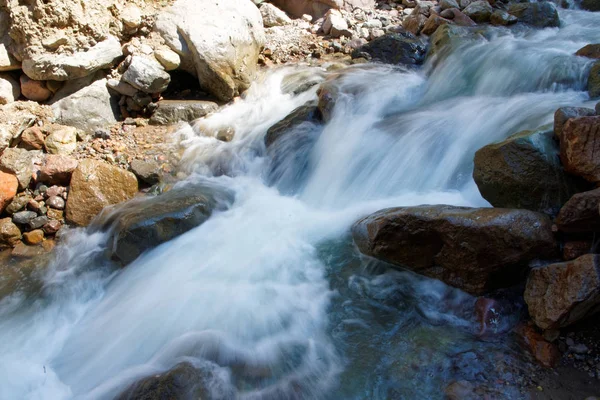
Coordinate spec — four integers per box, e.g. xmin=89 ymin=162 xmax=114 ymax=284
xmin=1 ymin=9 xmax=600 ymax=400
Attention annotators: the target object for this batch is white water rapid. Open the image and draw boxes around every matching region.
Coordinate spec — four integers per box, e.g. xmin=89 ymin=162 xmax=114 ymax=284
xmin=1 ymin=9 xmax=600 ymax=400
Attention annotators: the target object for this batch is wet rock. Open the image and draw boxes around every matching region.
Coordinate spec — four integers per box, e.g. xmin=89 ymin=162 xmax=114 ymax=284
xmin=149 ymin=100 xmax=218 ymax=125
xmin=11 ymin=242 xmax=45 ymax=258
xmin=322 ymin=9 xmax=352 ymax=38
xmin=23 ymin=229 xmax=43 ymax=245
xmin=115 ymin=362 xmax=234 ymax=400
xmin=44 ymin=125 xmax=77 ymax=155
xmin=0 ymin=74 xmax=20 ymax=105
xmin=22 ymin=37 xmax=122 ymax=81
xmin=560 ymin=116 xmax=600 ymax=183
xmin=556 ymin=188 xmax=600 ymax=233
xmin=554 ymin=107 xmax=596 ymax=141
xmin=440 ymin=0 xmax=460 ymax=10
xmin=463 ymin=1 xmax=492 ymax=23
xmin=260 ymin=3 xmax=292 ymax=27
xmin=427 ymin=24 xmax=483 ymax=60
xmin=563 ymin=240 xmax=592 ymax=261
xmin=66 ymin=160 xmax=138 ymax=227
xmin=130 ymin=159 xmax=160 ymax=185
xmin=352 ymin=205 xmax=556 ymax=295
xmin=438 ymin=8 xmax=477 ymax=26
xmin=351 ymin=32 xmax=427 ymax=65
xmin=46 ymin=196 xmax=65 ymax=210
xmin=576 ymin=44 xmax=600 ymax=59
xmin=0 ymin=171 xmax=18 ymax=214
xmin=421 ymin=15 xmax=451 ymax=36
xmin=490 ymin=9 xmax=518 ymax=26
xmin=12 ymin=211 xmax=37 ymax=225
xmin=589 ymin=61 xmax=600 ymax=99
xmin=122 ymin=56 xmax=171 ymax=94
xmin=101 ymin=183 xmax=233 ymax=265
xmin=38 ymin=154 xmax=78 ymax=186
xmin=28 ymin=216 xmax=48 ymax=230
xmin=19 ymin=75 xmax=51 ymax=102
xmin=46 ymin=208 xmax=63 ymax=221
xmin=507 ymin=2 xmax=560 ymax=28
xmin=154 ymin=48 xmax=180 ymax=71
xmin=154 ymin=0 xmax=265 ymax=101
xmin=280 ymin=70 xmax=326 ymax=95
xmin=42 ymin=220 xmax=61 ymax=234
xmin=525 ymin=254 xmax=600 ymax=330
xmin=51 ymin=77 xmax=118 ymax=133
xmin=473 ymin=126 xmax=584 ymax=215
xmin=20 ymin=126 xmax=45 ymax=150
xmin=265 ymin=101 xmax=321 ymax=148
xmin=581 ymin=0 xmax=600 ymax=11
xmin=516 ymin=324 xmax=561 ymax=368
xmin=0 ymin=218 xmax=21 ymax=248
xmin=0 ymin=148 xmax=38 ymax=190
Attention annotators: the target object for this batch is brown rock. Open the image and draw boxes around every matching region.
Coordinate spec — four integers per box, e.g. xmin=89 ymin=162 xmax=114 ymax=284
xmin=42 ymin=238 xmax=56 ymax=252
xmin=66 ymin=160 xmax=138 ymax=226
xmin=20 ymin=126 xmax=46 ymax=150
xmin=421 ymin=15 xmax=451 ymax=36
xmin=0 ymin=171 xmax=18 ymax=214
xmin=23 ymin=229 xmax=44 ymax=245
xmin=563 ymin=240 xmax=592 ymax=261
xmin=42 ymin=220 xmax=61 ymax=234
xmin=554 ymin=107 xmax=596 ymax=142
xmin=46 ymin=208 xmax=63 ymax=221
xmin=556 ymin=188 xmax=600 ymax=233
xmin=560 ymin=116 xmax=600 ymax=183
xmin=439 ymin=8 xmax=477 ymax=26
xmin=38 ymin=154 xmax=78 ymax=185
xmin=576 ymin=44 xmax=600 ymax=59
xmin=525 ymin=254 xmax=600 ymax=330
xmin=11 ymin=242 xmax=46 ymax=258
xmin=0 ymin=218 xmax=21 ymax=248
xmin=352 ymin=205 xmax=556 ymax=295
xmin=515 ymin=324 xmax=561 ymax=368
xmin=20 ymin=75 xmax=52 ymax=102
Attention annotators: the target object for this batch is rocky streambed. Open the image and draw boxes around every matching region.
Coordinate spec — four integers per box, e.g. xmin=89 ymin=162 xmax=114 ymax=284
xmin=1 ymin=0 xmax=600 ymax=399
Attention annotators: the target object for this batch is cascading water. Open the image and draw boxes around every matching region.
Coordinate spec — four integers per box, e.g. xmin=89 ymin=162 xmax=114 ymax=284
xmin=1 ymin=9 xmax=600 ymax=400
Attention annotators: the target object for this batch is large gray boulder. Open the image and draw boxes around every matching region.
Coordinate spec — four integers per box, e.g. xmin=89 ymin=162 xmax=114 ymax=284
xmin=508 ymin=2 xmax=560 ymax=28
xmin=122 ymin=56 xmax=171 ymax=94
xmin=352 ymin=205 xmax=556 ymax=295
xmin=154 ymin=0 xmax=265 ymax=102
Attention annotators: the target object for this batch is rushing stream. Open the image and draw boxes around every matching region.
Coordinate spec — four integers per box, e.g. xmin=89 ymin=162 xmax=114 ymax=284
xmin=1 ymin=9 xmax=600 ymax=400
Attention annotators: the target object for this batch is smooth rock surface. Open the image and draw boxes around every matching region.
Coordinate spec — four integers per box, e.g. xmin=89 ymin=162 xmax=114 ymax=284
xmin=38 ymin=154 xmax=78 ymax=185
xmin=554 ymin=107 xmax=596 ymax=141
xmin=149 ymin=100 xmax=218 ymax=125
xmin=560 ymin=116 xmax=600 ymax=183
xmin=122 ymin=56 xmax=171 ymax=94
xmin=0 ymin=171 xmax=18 ymax=214
xmin=0 ymin=217 xmax=21 ymax=248
xmin=0 ymin=74 xmax=20 ymax=105
xmin=555 ymin=188 xmax=600 ymax=233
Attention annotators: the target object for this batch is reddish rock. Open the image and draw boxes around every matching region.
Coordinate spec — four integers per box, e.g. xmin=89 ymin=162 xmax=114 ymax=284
xmin=439 ymin=8 xmax=477 ymax=25
xmin=421 ymin=15 xmax=451 ymax=36
xmin=42 ymin=239 xmax=56 ymax=252
xmin=559 ymin=116 xmax=600 ymax=183
xmin=19 ymin=126 xmax=46 ymax=150
xmin=553 ymin=107 xmax=596 ymax=142
xmin=45 ymin=185 xmax=66 ymax=198
xmin=42 ymin=220 xmax=61 ymax=234
xmin=563 ymin=240 xmax=593 ymax=261
xmin=0 ymin=171 xmax=18 ymax=214
xmin=556 ymin=188 xmax=600 ymax=233
xmin=20 ymin=75 xmax=52 ymax=102
xmin=576 ymin=44 xmax=600 ymax=59
xmin=525 ymin=254 xmax=600 ymax=330
xmin=0 ymin=218 xmax=21 ymax=248
xmin=516 ymin=324 xmax=561 ymax=368
xmin=23 ymin=229 xmax=44 ymax=245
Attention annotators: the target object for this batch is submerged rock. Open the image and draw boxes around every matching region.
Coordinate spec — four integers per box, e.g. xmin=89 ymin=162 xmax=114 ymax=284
xmin=351 ymin=32 xmax=427 ymax=65
xmin=507 ymin=2 xmax=560 ymax=28
xmin=525 ymin=254 xmax=600 ymax=330
xmin=473 ymin=126 xmax=585 ymax=215
xmin=265 ymin=101 xmax=321 ymax=148
xmin=352 ymin=205 xmax=556 ymax=295
xmin=100 ymin=183 xmax=233 ymax=265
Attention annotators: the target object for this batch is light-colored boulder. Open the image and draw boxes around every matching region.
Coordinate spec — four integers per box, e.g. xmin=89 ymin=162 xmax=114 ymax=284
xmin=106 ymin=78 xmax=138 ymax=97
xmin=269 ymin=0 xmax=376 ymax=18
xmin=322 ymin=9 xmax=352 ymax=38
xmin=51 ymin=77 xmax=117 ymax=133
xmin=44 ymin=125 xmax=77 ymax=155
xmin=0 ymin=148 xmax=40 ymax=190
xmin=66 ymin=160 xmax=138 ymax=226
xmin=0 ymin=74 xmax=20 ymax=105
xmin=149 ymin=100 xmax=219 ymax=125
xmin=154 ymin=0 xmax=265 ymax=101
xmin=260 ymin=3 xmax=292 ymax=27
xmin=154 ymin=48 xmax=180 ymax=71
xmin=122 ymin=56 xmax=170 ymax=94
xmin=22 ymin=37 xmax=123 ymax=81
xmin=121 ymin=5 xmax=142 ymax=28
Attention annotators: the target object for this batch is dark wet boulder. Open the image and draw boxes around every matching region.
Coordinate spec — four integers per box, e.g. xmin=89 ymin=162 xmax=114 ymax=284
xmin=427 ymin=24 xmax=487 ymax=60
xmin=554 ymin=106 xmax=596 ymax=141
xmin=116 ymin=362 xmax=234 ymax=400
xmin=265 ymin=101 xmax=321 ymax=148
xmin=560 ymin=116 xmax=600 ymax=183
xmin=581 ymin=0 xmax=600 ymax=11
xmin=280 ymin=70 xmax=326 ymax=95
xmin=555 ymin=188 xmax=600 ymax=233
xmin=352 ymin=205 xmax=556 ymax=295
xmin=525 ymin=254 xmax=600 ymax=330
xmin=508 ymin=2 xmax=560 ymax=28
xmin=100 ymin=183 xmax=234 ymax=266
xmin=473 ymin=126 xmax=586 ymax=215
xmin=350 ymin=32 xmax=427 ymax=66
xmin=589 ymin=61 xmax=600 ymax=99
xmin=462 ymin=1 xmax=492 ymax=23
xmin=576 ymin=44 xmax=600 ymax=59
xmin=490 ymin=9 xmax=517 ymax=26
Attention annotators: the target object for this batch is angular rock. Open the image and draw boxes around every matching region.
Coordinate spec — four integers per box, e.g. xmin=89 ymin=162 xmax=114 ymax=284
xmin=28 ymin=216 xmax=48 ymax=230
xmin=490 ymin=9 xmax=517 ymax=26
xmin=20 ymin=126 xmax=45 ymax=150
xmin=576 ymin=44 xmax=600 ymax=59
xmin=473 ymin=126 xmax=585 ymax=215
xmin=5 ymin=193 xmax=31 ymax=215
xmin=260 ymin=3 xmax=292 ymax=27
xmin=66 ymin=160 xmax=138 ymax=226
xmin=0 ymin=171 xmax=18 ymax=214
xmin=265 ymin=101 xmax=321 ymax=148
xmin=555 ymin=188 xmax=600 ymax=233
xmin=100 ymin=183 xmax=233 ymax=265
xmin=440 ymin=0 xmax=460 ymax=10
xmin=43 ymin=220 xmax=61 ymax=234
xmin=106 ymin=79 xmax=138 ymax=97
xmin=23 ymin=229 xmax=43 ymax=245
xmin=507 ymin=2 xmax=560 ymax=28
xmin=421 ymin=15 xmax=450 ymax=36
xmin=589 ymin=61 xmax=600 ymax=99
xmin=0 ymin=148 xmax=37 ymax=190
xmin=44 ymin=125 xmax=77 ymax=155
xmin=130 ymin=159 xmax=161 ymax=185
xmin=154 ymin=49 xmax=181 ymax=71
xmin=22 ymin=37 xmax=122 ymax=81
xmin=352 ymin=205 xmax=556 ymax=295
xmin=463 ymin=1 xmax=492 ymax=23
xmin=515 ymin=324 xmax=561 ymax=368
xmin=0 ymin=43 xmax=20 ymax=72
xmin=122 ymin=56 xmax=171 ymax=94
xmin=51 ymin=78 xmax=117 ymax=133
xmin=525 ymin=254 xmax=600 ymax=330
xmin=322 ymin=9 xmax=352 ymax=38
xmin=0 ymin=217 xmax=21 ymax=248
xmin=560 ymin=116 xmax=600 ymax=183
xmin=438 ymin=8 xmax=477 ymax=26
xmin=20 ymin=75 xmax=52 ymax=102
xmin=403 ymin=2 xmax=435 ymax=35
xmin=149 ymin=100 xmax=218 ymax=125
xmin=154 ymin=0 xmax=265 ymax=101
xmin=0 ymin=73 xmax=20 ymax=105
xmin=554 ymin=106 xmax=596 ymax=141
xmin=12 ymin=211 xmax=37 ymax=225
xmin=38 ymin=154 xmax=78 ymax=185
xmin=351 ymin=32 xmax=427 ymax=65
